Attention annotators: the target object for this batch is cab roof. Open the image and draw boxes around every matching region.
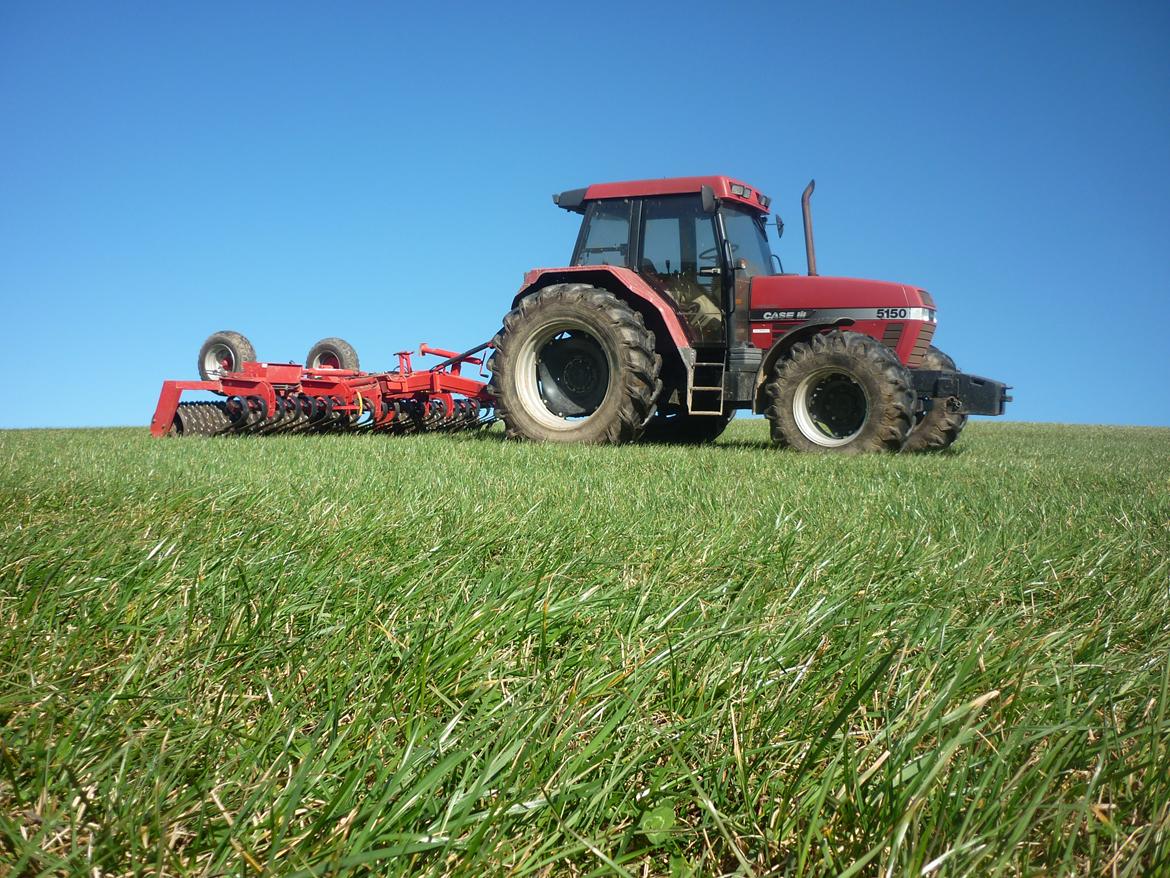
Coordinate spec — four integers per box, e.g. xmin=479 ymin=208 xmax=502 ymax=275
xmin=553 ymin=175 xmax=770 ymax=214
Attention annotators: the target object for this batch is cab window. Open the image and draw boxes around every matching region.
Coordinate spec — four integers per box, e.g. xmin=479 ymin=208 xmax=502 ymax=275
xmin=639 ymin=195 xmax=724 ymax=343
xmin=574 ymin=200 xmax=631 ymax=267
xmin=719 ymin=205 xmax=775 ymax=277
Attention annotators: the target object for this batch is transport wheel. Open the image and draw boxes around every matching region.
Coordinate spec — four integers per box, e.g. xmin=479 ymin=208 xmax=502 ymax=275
xmin=306 ymin=337 xmax=360 ymax=371
xmin=489 ymin=283 xmax=661 ymax=443
xmin=765 ymin=330 xmax=913 ymax=453
xmin=903 ymin=346 xmax=968 ymax=452
xmin=641 ymin=410 xmax=735 ymax=444
xmin=198 ymin=331 xmax=256 ymax=381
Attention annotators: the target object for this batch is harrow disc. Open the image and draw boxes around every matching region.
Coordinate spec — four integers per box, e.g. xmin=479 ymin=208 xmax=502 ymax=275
xmin=168 ymin=395 xmax=491 ymax=437
xmin=171 ymin=402 xmax=232 ymax=437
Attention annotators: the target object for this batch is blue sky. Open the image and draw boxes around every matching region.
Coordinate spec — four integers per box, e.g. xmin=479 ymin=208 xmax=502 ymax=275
xmin=2 ymin=1 xmax=1168 ymax=427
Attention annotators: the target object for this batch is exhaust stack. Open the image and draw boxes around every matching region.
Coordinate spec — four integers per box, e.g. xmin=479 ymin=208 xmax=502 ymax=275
xmin=802 ymin=179 xmax=817 ymax=276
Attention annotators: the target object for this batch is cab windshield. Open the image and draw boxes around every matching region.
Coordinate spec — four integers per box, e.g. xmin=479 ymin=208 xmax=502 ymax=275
xmin=720 ymin=205 xmax=775 ymax=277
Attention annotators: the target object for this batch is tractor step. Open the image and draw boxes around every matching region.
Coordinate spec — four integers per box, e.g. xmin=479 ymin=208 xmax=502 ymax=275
xmin=689 ymin=362 xmax=726 ymax=416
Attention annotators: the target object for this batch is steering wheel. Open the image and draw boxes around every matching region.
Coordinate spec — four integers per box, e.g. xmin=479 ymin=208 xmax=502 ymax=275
xmin=698 ymin=244 xmax=739 ymax=260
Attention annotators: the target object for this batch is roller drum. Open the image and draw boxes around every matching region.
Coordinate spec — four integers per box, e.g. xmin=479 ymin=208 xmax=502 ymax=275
xmin=172 ymin=401 xmax=232 ymax=437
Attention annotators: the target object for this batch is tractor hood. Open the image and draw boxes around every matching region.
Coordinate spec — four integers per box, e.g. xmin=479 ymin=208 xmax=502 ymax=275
xmin=749 ymin=275 xmax=934 ymax=320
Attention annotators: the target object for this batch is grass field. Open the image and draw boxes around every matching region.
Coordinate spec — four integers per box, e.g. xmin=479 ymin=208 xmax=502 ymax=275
xmin=1 ymin=420 xmax=1168 ymax=877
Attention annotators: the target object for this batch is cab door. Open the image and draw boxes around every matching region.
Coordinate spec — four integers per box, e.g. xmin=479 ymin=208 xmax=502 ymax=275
xmin=637 ymin=195 xmax=726 ymax=345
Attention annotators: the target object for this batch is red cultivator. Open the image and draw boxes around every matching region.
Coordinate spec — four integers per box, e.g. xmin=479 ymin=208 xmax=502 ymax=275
xmin=150 ymin=336 xmax=494 ymax=437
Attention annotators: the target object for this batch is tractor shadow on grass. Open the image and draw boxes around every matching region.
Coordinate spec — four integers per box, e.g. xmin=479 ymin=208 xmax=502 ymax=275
xmin=651 ymin=437 xmax=968 ymax=455
xmin=712 ymin=440 xmax=968 ymax=456
xmin=460 ymin=426 xmax=967 ymax=455
xmin=709 ymin=438 xmax=968 ymax=455
xmin=466 ymin=427 xmax=773 ymax=451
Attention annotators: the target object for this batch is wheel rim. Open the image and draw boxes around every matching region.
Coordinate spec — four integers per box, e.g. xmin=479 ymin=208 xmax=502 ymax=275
xmin=203 ymin=344 xmax=235 ymax=378
xmin=514 ymin=319 xmax=613 ymax=430
xmin=792 ymin=368 xmax=869 ymax=447
xmin=312 ymin=352 xmax=341 ymax=369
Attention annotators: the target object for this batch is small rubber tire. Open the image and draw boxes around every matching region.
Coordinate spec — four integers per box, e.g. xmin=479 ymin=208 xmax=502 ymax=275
xmin=198 ymin=331 xmax=256 ymax=381
xmin=903 ymin=346 xmax=968 ymax=452
xmin=489 ymin=283 xmax=661 ymax=444
xmin=641 ymin=411 xmax=735 ymax=444
xmin=306 ymin=337 xmax=360 ymax=371
xmin=765 ymin=330 xmax=914 ymax=453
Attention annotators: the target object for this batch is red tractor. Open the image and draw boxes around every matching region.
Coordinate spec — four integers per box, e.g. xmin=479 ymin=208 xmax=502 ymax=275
xmin=488 ymin=176 xmax=1007 ymax=451
xmin=151 ymin=175 xmax=1008 ymax=452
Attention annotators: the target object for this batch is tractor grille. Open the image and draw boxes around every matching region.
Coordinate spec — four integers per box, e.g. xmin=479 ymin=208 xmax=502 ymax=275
xmin=907 ymin=323 xmax=935 ymax=367
xmin=881 ymin=322 xmax=904 ymax=352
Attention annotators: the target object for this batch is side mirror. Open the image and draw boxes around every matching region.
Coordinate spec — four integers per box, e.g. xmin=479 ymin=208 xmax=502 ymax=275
xmin=700 ymin=185 xmax=718 ymax=214
xmin=774 ymin=215 xmax=784 ymax=239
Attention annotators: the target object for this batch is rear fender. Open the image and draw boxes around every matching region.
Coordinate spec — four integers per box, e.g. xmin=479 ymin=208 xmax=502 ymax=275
xmin=514 ymin=266 xmax=695 ymax=398
xmin=752 ymin=319 xmax=853 ymax=413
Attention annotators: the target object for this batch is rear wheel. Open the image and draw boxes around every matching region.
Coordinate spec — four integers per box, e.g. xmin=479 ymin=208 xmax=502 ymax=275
xmin=198 ymin=331 xmax=255 ymax=381
xmin=904 ymin=346 xmax=968 ymax=452
xmin=641 ymin=410 xmax=735 ymax=444
xmin=765 ymin=330 xmax=914 ymax=453
xmin=306 ymin=337 xmax=360 ymax=371
xmin=489 ymin=284 xmax=661 ymax=443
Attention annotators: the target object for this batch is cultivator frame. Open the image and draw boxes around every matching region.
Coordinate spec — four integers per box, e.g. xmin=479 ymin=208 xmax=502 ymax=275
xmin=150 ymin=343 xmax=495 ymax=438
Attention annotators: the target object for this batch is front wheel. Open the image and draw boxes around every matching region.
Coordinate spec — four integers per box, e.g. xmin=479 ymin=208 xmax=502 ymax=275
xmin=489 ymin=284 xmax=661 ymax=444
xmin=765 ymin=330 xmax=914 ymax=453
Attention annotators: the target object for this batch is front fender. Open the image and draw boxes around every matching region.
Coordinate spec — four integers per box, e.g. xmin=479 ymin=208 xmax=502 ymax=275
xmin=752 ymin=319 xmax=854 ymax=412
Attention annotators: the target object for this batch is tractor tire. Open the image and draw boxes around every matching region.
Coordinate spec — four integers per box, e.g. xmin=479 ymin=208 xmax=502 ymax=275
xmin=641 ymin=410 xmax=735 ymax=444
xmin=765 ymin=330 xmax=914 ymax=453
xmin=903 ymin=346 xmax=968 ymax=452
xmin=198 ymin=331 xmax=256 ymax=381
xmin=489 ymin=283 xmax=661 ymax=444
xmin=306 ymin=337 xmax=360 ymax=371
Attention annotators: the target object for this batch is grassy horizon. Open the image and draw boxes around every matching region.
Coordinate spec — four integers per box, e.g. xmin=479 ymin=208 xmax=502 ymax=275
xmin=6 ymin=416 xmax=1170 ymax=432
xmin=2 ymin=421 xmax=1168 ymax=876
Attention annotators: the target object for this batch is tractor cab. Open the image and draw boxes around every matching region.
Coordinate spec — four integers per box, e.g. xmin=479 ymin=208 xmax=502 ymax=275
xmin=556 ymin=177 xmax=777 ymax=347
